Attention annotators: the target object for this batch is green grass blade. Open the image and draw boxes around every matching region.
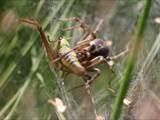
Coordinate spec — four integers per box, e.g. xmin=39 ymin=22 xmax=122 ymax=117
xmin=140 ymin=33 xmax=160 ymax=74
xmin=4 ymin=78 xmax=31 ymax=120
xmin=111 ymin=0 xmax=153 ymax=120
xmin=0 ymin=0 xmax=64 ymax=90
xmin=50 ymin=0 xmax=75 ymax=40
xmin=0 ymin=0 xmax=75 ymax=119
xmin=0 ymin=52 xmax=43 ymax=119
xmin=134 ymin=32 xmax=160 ymax=101
xmin=43 ymin=0 xmax=66 ymax=28
xmin=34 ymin=0 xmax=45 ymax=16
xmin=0 ymin=90 xmax=19 ymax=118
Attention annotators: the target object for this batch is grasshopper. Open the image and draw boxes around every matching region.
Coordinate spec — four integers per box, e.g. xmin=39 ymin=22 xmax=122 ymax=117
xmin=19 ymin=18 xmax=129 ymax=94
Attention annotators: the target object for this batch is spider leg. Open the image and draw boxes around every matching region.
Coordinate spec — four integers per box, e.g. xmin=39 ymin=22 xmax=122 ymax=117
xmin=83 ymin=68 xmax=100 ymax=95
xmin=67 ymin=56 xmax=103 ymax=93
xmin=86 ymin=56 xmax=114 ymax=72
xmin=85 ymin=56 xmax=115 ymax=93
xmin=93 ymin=19 xmax=104 ymax=34
xmin=76 ymin=19 xmax=104 ymax=47
xmin=68 ymin=56 xmax=114 ymax=93
xmin=59 ymin=17 xmax=92 ymax=33
xmin=59 ymin=17 xmax=104 ymax=47
xmin=110 ymin=41 xmax=130 ymax=60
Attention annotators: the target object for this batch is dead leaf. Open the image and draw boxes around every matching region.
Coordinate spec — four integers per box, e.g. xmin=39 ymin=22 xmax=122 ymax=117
xmin=48 ymin=97 xmax=67 ymax=113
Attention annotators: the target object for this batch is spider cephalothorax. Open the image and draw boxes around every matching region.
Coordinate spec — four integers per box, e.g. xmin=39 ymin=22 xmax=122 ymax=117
xmin=89 ymin=39 xmax=110 ymax=59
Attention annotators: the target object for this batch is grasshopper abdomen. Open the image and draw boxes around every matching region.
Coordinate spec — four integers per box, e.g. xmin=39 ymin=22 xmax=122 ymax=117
xmin=59 ymin=37 xmax=86 ymax=76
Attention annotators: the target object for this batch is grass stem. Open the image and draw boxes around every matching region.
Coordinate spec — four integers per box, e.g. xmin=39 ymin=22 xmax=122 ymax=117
xmin=111 ymin=0 xmax=152 ymax=120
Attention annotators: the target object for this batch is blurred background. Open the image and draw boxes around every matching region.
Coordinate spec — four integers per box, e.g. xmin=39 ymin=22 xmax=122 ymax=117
xmin=0 ymin=0 xmax=160 ymax=119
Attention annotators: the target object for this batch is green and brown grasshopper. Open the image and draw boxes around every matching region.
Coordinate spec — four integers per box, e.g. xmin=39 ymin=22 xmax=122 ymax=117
xmin=19 ymin=17 xmax=129 ymax=94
